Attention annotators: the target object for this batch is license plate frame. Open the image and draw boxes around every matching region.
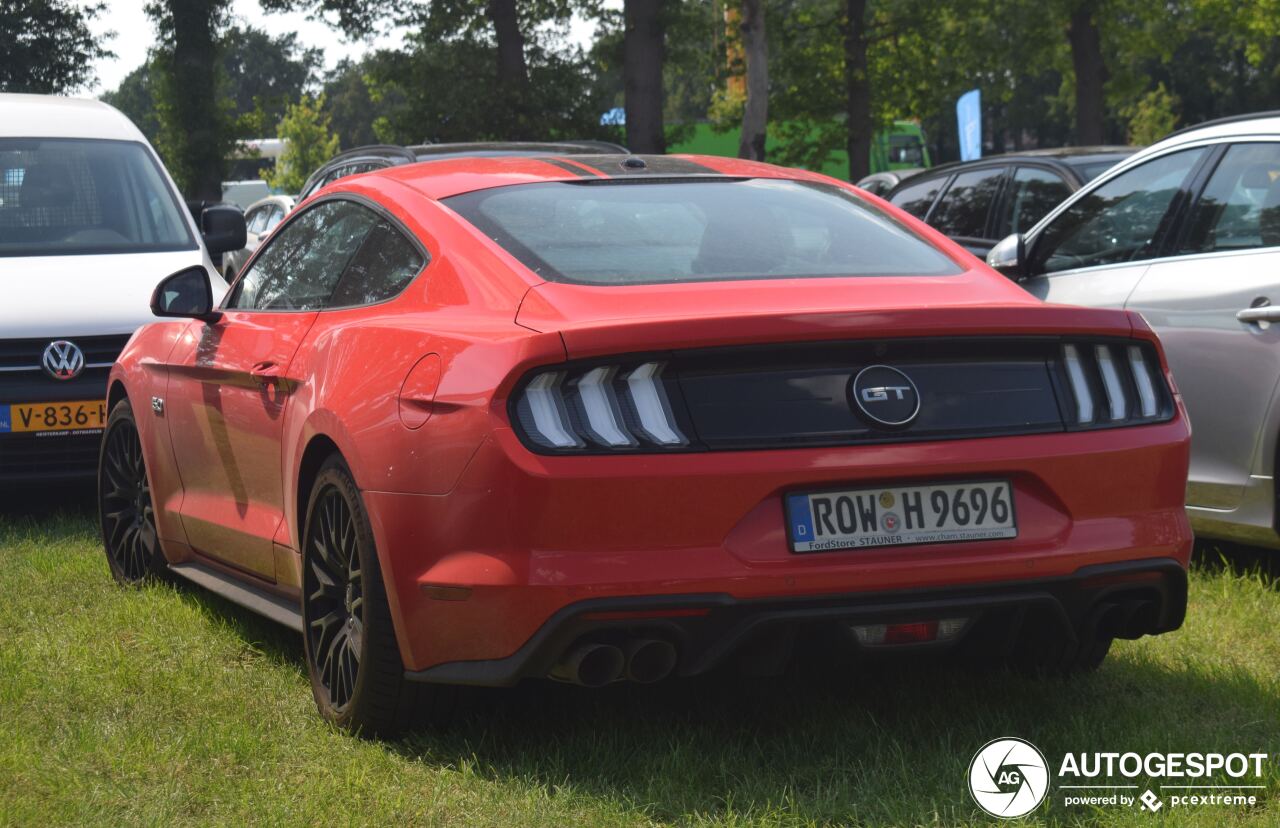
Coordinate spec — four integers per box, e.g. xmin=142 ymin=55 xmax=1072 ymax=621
xmin=785 ymin=479 xmax=1018 ymax=553
xmin=0 ymin=400 xmax=107 ymax=434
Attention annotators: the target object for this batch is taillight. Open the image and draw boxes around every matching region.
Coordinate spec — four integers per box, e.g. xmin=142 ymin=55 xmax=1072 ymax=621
xmin=512 ymin=360 xmax=690 ymax=454
xmin=1058 ymin=340 xmax=1173 ymax=428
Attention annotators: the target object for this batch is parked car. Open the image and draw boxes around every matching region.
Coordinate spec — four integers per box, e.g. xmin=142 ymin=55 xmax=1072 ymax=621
xmin=855 ymin=168 xmax=923 ymax=197
xmin=104 ymin=152 xmax=1191 ymax=734
xmin=0 ymin=93 xmax=243 ymax=484
xmin=297 ymin=140 xmax=630 ymax=202
xmin=884 ymin=147 xmax=1135 ymax=257
xmin=988 ymin=112 xmax=1280 ymax=551
xmin=221 ymin=194 xmax=294 ymax=282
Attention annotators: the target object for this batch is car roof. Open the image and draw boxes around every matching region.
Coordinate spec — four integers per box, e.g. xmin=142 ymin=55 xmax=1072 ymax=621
xmin=911 ymin=146 xmax=1135 ymax=179
xmin=0 ymin=93 xmax=146 ymax=141
xmin=244 ymin=194 xmax=295 ymax=212
xmin=343 ymin=154 xmax=833 ymax=202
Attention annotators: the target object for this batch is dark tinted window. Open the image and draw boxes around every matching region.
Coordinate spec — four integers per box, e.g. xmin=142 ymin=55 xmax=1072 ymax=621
xmin=931 ymin=167 xmax=1004 ymax=238
xmin=999 ymin=167 xmax=1072 ymax=236
xmin=230 ymin=200 xmax=377 ymax=310
xmin=329 ymin=221 xmax=426 ymax=306
xmin=445 ymin=179 xmax=960 ymax=286
xmin=888 ymin=176 xmax=943 ymax=218
xmin=1032 ymin=149 xmax=1204 ymax=275
xmin=1180 ymin=143 xmax=1280 ymax=253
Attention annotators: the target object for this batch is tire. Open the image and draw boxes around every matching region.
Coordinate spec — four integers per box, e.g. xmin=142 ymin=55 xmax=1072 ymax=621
xmin=301 ymin=454 xmax=453 ymax=736
xmin=99 ymin=398 xmax=167 ymax=585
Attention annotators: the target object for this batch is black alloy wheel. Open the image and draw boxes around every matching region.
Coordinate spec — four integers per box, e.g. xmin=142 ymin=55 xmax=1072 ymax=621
xmin=99 ymin=400 xmax=165 ymax=584
xmin=304 ymin=483 xmax=365 ymax=713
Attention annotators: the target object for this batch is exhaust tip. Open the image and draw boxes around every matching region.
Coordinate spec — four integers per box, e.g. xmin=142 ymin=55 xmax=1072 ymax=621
xmin=625 ymin=638 xmax=678 ymax=684
xmin=549 ymin=643 xmax=625 ymax=687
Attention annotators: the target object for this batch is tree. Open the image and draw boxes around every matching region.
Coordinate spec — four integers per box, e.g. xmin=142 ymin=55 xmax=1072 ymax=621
xmin=624 ymin=0 xmax=666 ymax=153
xmin=737 ymin=0 xmax=768 ymax=161
xmin=265 ymin=94 xmax=340 ymax=192
xmin=221 ymin=25 xmax=322 ymax=138
xmin=147 ymin=0 xmax=233 ymax=201
xmin=0 ymin=0 xmax=113 ymax=93
xmin=843 ymin=0 xmax=871 ymax=180
xmin=1066 ymin=0 xmax=1107 ymax=144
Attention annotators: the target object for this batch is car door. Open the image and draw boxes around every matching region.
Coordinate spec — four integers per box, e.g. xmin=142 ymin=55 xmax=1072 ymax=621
xmin=1122 ymin=141 xmax=1280 ymax=510
xmin=164 ymin=199 xmax=380 ymax=578
xmin=1020 ymin=146 xmax=1209 ymax=309
xmin=994 ymin=165 xmax=1073 ymax=241
xmin=927 ymin=165 xmax=1007 ymax=257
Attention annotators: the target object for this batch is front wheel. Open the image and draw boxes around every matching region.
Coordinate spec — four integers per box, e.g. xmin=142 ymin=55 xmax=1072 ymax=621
xmin=301 ymin=455 xmax=452 ymax=736
xmin=99 ymin=399 xmax=166 ymax=585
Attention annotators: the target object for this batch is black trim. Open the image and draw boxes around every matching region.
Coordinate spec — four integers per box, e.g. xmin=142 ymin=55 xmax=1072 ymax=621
xmin=405 ymin=558 xmax=1188 ymax=686
xmin=540 ymin=158 xmax=601 ymax=178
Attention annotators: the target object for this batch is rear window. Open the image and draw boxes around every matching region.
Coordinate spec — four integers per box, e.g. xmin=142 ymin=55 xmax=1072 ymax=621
xmin=0 ymin=138 xmax=194 ymax=257
xmin=444 ymin=178 xmax=960 ymax=286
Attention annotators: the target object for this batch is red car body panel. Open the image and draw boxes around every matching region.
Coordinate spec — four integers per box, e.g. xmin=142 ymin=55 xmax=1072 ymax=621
xmin=109 ymin=154 xmax=1193 ymax=679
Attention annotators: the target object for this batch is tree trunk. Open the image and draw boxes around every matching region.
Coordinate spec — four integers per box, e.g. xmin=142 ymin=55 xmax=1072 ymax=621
xmin=737 ymin=0 xmax=768 ymax=161
xmin=1067 ymin=2 xmax=1107 ymax=145
xmin=487 ymin=0 xmax=529 ymax=138
xmin=843 ymin=0 xmax=871 ymax=181
xmin=624 ymin=0 xmax=665 ymax=154
xmin=163 ymin=0 xmax=224 ymax=201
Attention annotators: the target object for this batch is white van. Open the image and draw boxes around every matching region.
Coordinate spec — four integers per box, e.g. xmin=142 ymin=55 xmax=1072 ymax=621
xmin=0 ymin=94 xmax=243 ymax=483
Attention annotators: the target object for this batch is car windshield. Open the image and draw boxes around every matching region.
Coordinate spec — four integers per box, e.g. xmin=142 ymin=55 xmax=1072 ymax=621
xmin=444 ymin=178 xmax=961 ymax=285
xmin=0 ymin=138 xmax=194 ymax=258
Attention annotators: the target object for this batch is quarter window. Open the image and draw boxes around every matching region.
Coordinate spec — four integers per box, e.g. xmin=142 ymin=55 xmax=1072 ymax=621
xmin=1180 ymin=143 xmax=1280 ymax=253
xmin=1031 ymin=148 xmax=1206 ymax=275
xmin=931 ymin=167 xmax=1004 ymax=239
xmin=329 ymin=220 xmax=426 ymax=307
xmin=888 ymin=176 xmax=944 ymax=219
xmin=999 ymin=167 xmax=1072 ymax=236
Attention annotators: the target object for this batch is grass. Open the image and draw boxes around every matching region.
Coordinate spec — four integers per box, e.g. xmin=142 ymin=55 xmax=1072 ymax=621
xmin=0 ymin=500 xmax=1276 ymax=827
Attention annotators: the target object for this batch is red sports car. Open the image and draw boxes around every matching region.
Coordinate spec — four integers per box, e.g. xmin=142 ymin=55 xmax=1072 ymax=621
xmin=101 ymin=154 xmax=1192 ymax=734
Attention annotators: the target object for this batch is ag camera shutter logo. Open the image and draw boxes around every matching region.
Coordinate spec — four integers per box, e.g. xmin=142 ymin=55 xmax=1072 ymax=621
xmin=968 ymin=737 xmax=1050 ymax=818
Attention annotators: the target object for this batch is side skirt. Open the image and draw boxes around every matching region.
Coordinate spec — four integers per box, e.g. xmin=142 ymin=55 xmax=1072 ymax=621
xmin=169 ymin=561 xmax=304 ymax=632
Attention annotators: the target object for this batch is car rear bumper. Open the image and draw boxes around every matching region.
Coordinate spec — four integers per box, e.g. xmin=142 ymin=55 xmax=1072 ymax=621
xmin=405 ymin=557 xmax=1188 ymax=686
xmin=364 ymin=416 xmax=1193 ymax=676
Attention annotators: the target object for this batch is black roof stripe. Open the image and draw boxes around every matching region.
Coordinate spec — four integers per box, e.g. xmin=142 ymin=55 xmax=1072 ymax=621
xmin=541 ymin=158 xmax=602 ymax=178
xmin=571 ymin=155 xmax=722 ymax=177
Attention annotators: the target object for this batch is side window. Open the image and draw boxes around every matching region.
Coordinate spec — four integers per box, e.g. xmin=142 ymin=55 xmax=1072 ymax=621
xmin=930 ymin=167 xmax=1004 ymax=239
xmin=246 ymin=207 xmax=268 ymax=235
xmin=999 ymin=167 xmax=1072 ymax=236
xmin=1180 ymin=143 xmax=1280 ymax=254
xmin=888 ymin=176 xmax=944 ymax=219
xmin=229 ymin=199 xmax=378 ymax=311
xmin=263 ymin=206 xmax=284 ymax=232
xmin=329 ymin=220 xmax=427 ymax=307
xmin=1031 ymin=148 xmax=1205 ymax=275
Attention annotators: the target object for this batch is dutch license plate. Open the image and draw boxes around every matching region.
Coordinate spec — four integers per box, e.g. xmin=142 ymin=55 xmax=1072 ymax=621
xmin=0 ymin=400 xmax=107 ymax=434
xmin=786 ymin=480 xmax=1017 ymax=553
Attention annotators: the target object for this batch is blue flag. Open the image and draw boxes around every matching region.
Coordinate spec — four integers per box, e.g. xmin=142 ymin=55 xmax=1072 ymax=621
xmin=957 ymin=89 xmax=982 ymax=161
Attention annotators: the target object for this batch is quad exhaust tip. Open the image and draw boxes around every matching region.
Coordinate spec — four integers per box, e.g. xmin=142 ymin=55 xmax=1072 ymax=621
xmin=549 ymin=642 xmax=625 ymax=687
xmin=624 ymin=638 xmax=678 ymax=684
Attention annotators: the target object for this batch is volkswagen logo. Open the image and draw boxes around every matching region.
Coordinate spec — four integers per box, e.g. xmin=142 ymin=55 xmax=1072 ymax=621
xmin=850 ymin=364 xmax=920 ymax=427
xmin=42 ymin=340 xmax=85 ymax=381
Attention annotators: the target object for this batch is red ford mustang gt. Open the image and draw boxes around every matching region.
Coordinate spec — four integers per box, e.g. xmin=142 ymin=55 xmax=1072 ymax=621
xmin=101 ymin=154 xmax=1192 ymax=734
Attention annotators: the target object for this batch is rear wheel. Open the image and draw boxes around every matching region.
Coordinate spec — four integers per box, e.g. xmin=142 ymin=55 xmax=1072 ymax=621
xmin=99 ymin=399 xmax=166 ymax=585
xmin=301 ymin=455 xmax=452 ymax=735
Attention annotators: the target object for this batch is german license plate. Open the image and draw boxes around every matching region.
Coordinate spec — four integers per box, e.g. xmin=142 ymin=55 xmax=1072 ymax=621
xmin=786 ymin=480 xmax=1017 ymax=552
xmin=0 ymin=400 xmax=107 ymax=434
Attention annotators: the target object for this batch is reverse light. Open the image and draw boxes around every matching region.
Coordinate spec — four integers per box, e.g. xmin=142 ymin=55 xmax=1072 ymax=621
xmin=1059 ymin=340 xmax=1171 ymax=428
xmin=513 ymin=360 xmax=690 ymax=453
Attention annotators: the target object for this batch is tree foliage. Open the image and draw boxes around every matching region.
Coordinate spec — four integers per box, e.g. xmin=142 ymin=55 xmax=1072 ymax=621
xmin=265 ymin=94 xmax=340 ymax=192
xmin=0 ymin=0 xmax=113 ymax=94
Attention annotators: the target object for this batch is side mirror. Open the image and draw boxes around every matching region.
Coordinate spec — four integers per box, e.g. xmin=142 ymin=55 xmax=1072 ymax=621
xmin=200 ymin=204 xmax=247 ymax=256
xmin=987 ymin=233 xmax=1027 ymax=281
xmin=151 ymin=266 xmax=221 ymax=322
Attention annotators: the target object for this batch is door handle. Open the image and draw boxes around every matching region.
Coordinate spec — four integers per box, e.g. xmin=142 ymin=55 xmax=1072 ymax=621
xmin=249 ymin=361 xmax=281 ymax=386
xmin=1236 ymin=307 xmax=1280 ymax=323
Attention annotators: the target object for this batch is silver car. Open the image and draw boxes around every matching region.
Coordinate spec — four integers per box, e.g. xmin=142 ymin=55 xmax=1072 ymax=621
xmin=221 ymin=194 xmax=294 ymax=282
xmin=988 ymin=112 xmax=1280 ymax=549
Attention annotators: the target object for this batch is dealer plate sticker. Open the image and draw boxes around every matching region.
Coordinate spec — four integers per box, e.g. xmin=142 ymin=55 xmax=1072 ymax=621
xmin=786 ymin=480 xmax=1017 ymax=552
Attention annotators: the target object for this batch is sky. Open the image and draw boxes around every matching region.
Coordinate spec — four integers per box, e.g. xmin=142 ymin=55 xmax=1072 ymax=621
xmin=85 ymin=1 xmax=603 ymax=96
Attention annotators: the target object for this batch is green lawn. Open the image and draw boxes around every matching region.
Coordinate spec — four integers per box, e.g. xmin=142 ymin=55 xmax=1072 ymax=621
xmin=1 ymin=507 xmax=1276 ymax=827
